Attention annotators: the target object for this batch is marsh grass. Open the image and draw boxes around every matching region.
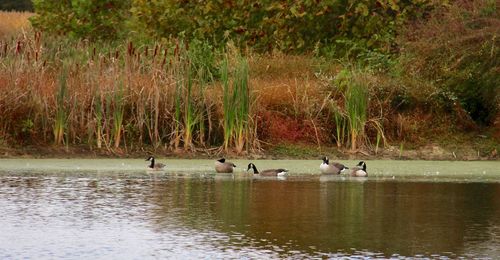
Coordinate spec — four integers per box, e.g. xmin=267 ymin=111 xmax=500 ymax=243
xmin=0 ymin=32 xmax=260 ymax=153
xmin=346 ymin=81 xmax=368 ymax=151
xmin=182 ymin=65 xmax=195 ymax=151
xmin=375 ymin=130 xmax=382 ymax=154
xmin=220 ymin=54 xmax=254 ymax=154
xmin=221 ymin=57 xmax=233 ymax=152
xmin=332 ymin=105 xmax=348 ymax=148
xmin=94 ymin=91 xmax=103 ymax=148
xmin=331 ymin=68 xmax=386 ymax=151
xmin=0 ymin=31 xmax=389 ymax=154
xmin=53 ymin=67 xmax=68 ymax=145
xmin=112 ymin=80 xmax=125 ymax=148
xmin=233 ymin=57 xmax=250 ymax=153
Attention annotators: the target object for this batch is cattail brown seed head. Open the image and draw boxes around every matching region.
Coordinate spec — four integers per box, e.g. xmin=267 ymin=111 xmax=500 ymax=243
xmin=16 ymin=41 xmax=21 ymax=55
xmin=127 ymin=42 xmax=133 ymax=56
xmin=161 ymin=56 xmax=166 ymax=68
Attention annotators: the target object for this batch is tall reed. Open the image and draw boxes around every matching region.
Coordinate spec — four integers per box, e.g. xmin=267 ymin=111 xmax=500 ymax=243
xmin=112 ymin=80 xmax=124 ymax=148
xmin=220 ymin=55 xmax=251 ymax=153
xmin=197 ymin=78 xmax=208 ymax=146
xmin=183 ymin=65 xmax=196 ymax=151
xmin=53 ymin=67 xmax=68 ymax=145
xmin=221 ymin=57 xmax=233 ymax=152
xmin=345 ymin=81 xmax=368 ymax=151
xmin=233 ymin=57 xmax=250 ymax=153
xmin=171 ymin=56 xmax=183 ymax=150
xmin=331 ymin=68 xmax=386 ymax=151
xmin=332 ymin=104 xmax=348 ymax=148
xmin=1 ymin=33 xmax=259 ymax=153
xmin=94 ymin=91 xmax=103 ymax=148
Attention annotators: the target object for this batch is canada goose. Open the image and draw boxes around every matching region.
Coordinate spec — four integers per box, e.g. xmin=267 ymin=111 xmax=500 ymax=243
xmin=215 ymin=158 xmax=236 ymax=173
xmin=320 ymin=156 xmax=348 ymax=174
xmin=246 ymin=163 xmax=288 ymax=177
xmin=145 ymin=156 xmax=166 ymax=170
xmin=351 ymin=161 xmax=368 ymax=177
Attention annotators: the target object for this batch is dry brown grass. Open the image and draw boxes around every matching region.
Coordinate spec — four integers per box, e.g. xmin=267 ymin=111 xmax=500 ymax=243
xmin=0 ymin=11 xmax=34 ymax=39
xmin=0 ymin=31 xmax=442 ymax=153
xmin=0 ymin=31 xmax=339 ymax=152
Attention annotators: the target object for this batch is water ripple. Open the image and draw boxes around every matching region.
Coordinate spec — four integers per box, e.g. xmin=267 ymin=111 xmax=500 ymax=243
xmin=0 ymin=173 xmax=499 ymax=259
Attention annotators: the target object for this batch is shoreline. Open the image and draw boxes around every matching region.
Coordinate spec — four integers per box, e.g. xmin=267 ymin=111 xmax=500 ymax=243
xmin=1 ymin=143 xmax=497 ymax=161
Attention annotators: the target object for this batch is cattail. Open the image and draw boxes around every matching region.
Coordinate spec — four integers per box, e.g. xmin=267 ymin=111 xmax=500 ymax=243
xmin=35 ymin=31 xmax=41 ymax=47
xmin=153 ymin=45 xmax=158 ymax=58
xmin=161 ymin=56 xmax=166 ymax=69
xmin=127 ymin=42 xmax=133 ymax=56
xmin=174 ymin=40 xmax=179 ymax=57
xmin=16 ymin=41 xmax=21 ymax=55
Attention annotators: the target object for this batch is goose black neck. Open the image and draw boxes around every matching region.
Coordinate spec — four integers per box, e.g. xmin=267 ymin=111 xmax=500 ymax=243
xmin=149 ymin=158 xmax=155 ymax=168
xmin=357 ymin=162 xmax=366 ymax=171
xmin=252 ymin=164 xmax=259 ymax=174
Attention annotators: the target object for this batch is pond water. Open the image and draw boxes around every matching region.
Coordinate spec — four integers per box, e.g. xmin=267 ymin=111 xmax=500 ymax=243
xmin=0 ymin=159 xmax=499 ymax=259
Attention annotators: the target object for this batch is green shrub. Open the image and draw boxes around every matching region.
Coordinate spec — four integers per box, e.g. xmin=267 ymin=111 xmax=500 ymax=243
xmin=130 ymin=0 xmax=440 ymax=53
xmin=31 ymin=0 xmax=130 ymax=40
xmin=400 ymin=0 xmax=499 ymax=125
xmin=29 ymin=0 xmax=441 ymax=54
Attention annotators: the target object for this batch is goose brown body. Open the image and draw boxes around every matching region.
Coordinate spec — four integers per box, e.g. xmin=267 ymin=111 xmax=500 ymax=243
xmin=320 ymin=156 xmax=348 ymax=175
xmin=215 ymin=158 xmax=236 ymax=173
xmin=247 ymin=163 xmax=288 ymax=177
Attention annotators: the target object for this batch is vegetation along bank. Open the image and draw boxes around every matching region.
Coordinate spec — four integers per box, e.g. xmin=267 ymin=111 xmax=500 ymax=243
xmin=0 ymin=0 xmax=498 ymax=160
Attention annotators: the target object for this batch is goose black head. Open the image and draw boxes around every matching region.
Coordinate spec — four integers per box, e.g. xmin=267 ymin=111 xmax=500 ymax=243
xmin=146 ymin=156 xmax=154 ymax=161
xmin=321 ymin=156 xmax=329 ymax=164
xmin=356 ymin=161 xmax=367 ymax=171
xmin=246 ymin=163 xmax=258 ymax=174
xmin=217 ymin=158 xmax=226 ymax=163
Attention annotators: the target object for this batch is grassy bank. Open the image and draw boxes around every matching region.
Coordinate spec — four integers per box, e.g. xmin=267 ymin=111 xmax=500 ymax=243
xmin=0 ymin=8 xmax=498 ymax=160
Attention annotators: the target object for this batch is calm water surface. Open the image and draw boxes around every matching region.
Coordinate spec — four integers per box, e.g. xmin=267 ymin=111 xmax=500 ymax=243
xmin=0 ymin=159 xmax=499 ymax=259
